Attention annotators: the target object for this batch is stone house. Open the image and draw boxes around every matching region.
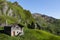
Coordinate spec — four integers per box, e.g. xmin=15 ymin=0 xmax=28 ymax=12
xmin=4 ymin=24 xmax=24 ymax=36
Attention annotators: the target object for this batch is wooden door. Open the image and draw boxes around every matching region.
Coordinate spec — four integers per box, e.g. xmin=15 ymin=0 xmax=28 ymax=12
xmin=13 ymin=31 xmax=15 ymax=36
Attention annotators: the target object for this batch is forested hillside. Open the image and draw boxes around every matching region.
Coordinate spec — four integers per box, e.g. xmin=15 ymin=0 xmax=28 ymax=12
xmin=32 ymin=13 xmax=60 ymax=35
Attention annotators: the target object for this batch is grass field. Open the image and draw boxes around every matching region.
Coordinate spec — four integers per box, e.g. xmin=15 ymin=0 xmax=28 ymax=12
xmin=0 ymin=27 xmax=60 ymax=40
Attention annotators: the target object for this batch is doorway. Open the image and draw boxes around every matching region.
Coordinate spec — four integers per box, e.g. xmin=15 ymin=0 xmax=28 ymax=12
xmin=13 ymin=31 xmax=15 ymax=36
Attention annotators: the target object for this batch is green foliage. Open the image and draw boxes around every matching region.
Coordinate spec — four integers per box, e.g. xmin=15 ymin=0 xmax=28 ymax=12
xmin=0 ymin=0 xmax=35 ymax=25
xmin=0 ymin=29 xmax=60 ymax=40
xmin=24 ymin=10 xmax=35 ymax=24
xmin=0 ymin=34 xmax=19 ymax=40
xmin=0 ymin=27 xmax=4 ymax=30
xmin=0 ymin=15 xmax=18 ymax=24
xmin=0 ymin=15 xmax=6 ymax=23
xmin=7 ymin=1 xmax=35 ymax=25
xmin=0 ymin=0 xmax=60 ymax=40
xmin=0 ymin=0 xmax=6 ymax=2
xmin=33 ymin=14 xmax=60 ymax=35
xmin=0 ymin=0 xmax=36 ymax=29
xmin=6 ymin=16 xmax=18 ymax=24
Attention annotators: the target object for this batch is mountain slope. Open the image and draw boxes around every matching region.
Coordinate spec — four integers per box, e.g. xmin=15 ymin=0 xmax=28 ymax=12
xmin=0 ymin=0 xmax=60 ymax=40
xmin=32 ymin=13 xmax=60 ymax=35
xmin=0 ymin=28 xmax=60 ymax=40
xmin=0 ymin=0 xmax=35 ymax=26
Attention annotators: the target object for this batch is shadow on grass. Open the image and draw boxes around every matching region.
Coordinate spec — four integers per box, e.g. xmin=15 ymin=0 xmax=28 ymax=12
xmin=0 ymin=30 xmax=4 ymax=33
xmin=0 ymin=30 xmax=9 ymax=36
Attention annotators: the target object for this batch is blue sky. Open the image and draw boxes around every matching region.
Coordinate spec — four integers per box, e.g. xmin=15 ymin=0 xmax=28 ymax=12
xmin=8 ymin=0 xmax=60 ymax=19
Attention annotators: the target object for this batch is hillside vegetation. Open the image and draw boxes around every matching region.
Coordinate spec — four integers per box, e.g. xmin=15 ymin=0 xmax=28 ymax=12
xmin=0 ymin=28 xmax=60 ymax=40
xmin=32 ymin=13 xmax=60 ymax=35
xmin=0 ymin=0 xmax=60 ymax=40
xmin=0 ymin=0 xmax=35 ymax=25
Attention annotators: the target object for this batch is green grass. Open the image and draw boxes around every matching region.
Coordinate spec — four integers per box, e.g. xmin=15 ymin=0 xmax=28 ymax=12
xmin=20 ymin=29 xmax=60 ymax=40
xmin=0 ymin=27 xmax=4 ymax=30
xmin=0 ymin=28 xmax=60 ymax=40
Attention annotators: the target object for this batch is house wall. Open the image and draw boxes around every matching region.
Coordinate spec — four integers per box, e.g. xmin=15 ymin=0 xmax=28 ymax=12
xmin=11 ymin=25 xmax=23 ymax=36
